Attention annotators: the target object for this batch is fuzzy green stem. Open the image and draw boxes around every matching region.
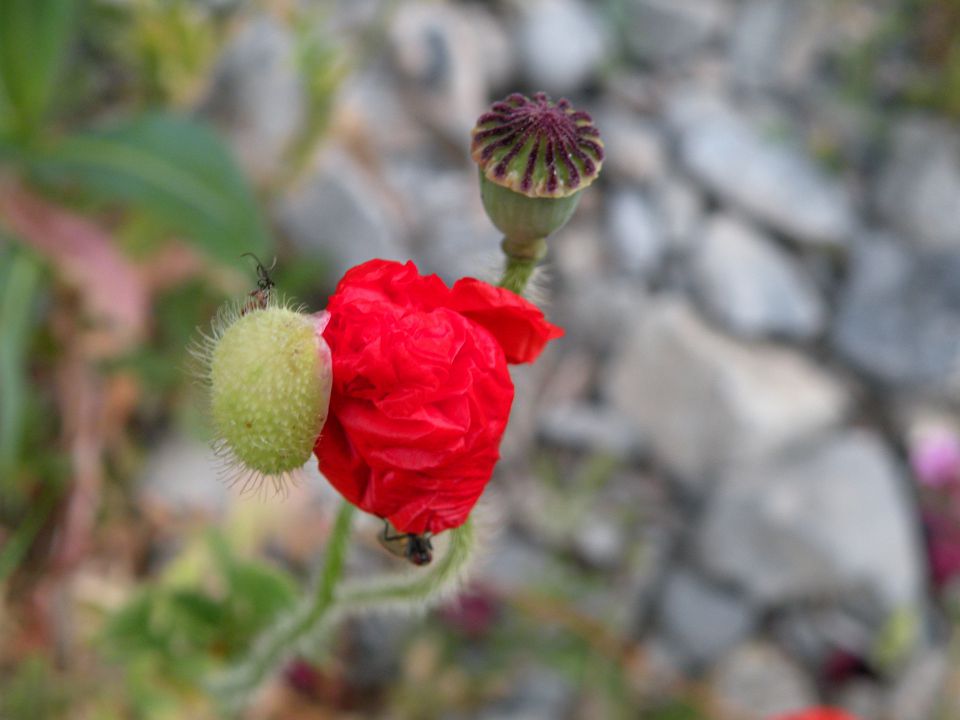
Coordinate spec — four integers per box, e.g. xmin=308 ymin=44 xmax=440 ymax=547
xmin=210 ymin=501 xmax=356 ymax=711
xmin=498 ymin=237 xmax=546 ymax=295
xmin=211 ymin=507 xmax=478 ymax=713
xmin=338 ymin=517 xmax=475 ymax=608
xmin=296 ymin=518 xmax=477 ymax=662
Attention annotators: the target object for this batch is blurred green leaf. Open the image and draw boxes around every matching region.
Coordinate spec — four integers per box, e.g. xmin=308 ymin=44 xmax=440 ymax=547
xmin=0 ymin=244 xmax=41 ymax=481
xmin=0 ymin=653 xmax=70 ymax=720
xmin=872 ymin=604 xmax=920 ymax=671
xmin=35 ymin=114 xmax=271 ymax=265
xmin=0 ymin=0 xmax=75 ymax=140
xmin=103 ymin=531 xmax=298 ymax=703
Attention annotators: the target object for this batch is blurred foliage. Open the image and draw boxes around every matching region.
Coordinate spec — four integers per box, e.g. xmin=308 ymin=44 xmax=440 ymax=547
xmin=280 ymin=4 xmax=350 ymax=189
xmin=107 ymin=0 xmax=221 ymax=108
xmin=0 ymin=243 xmax=67 ymax=584
xmin=0 ymin=0 xmax=271 ymax=267
xmin=0 ymin=0 xmax=339 ymax=712
xmin=845 ymin=0 xmax=960 ymax=118
xmin=102 ymin=532 xmax=298 ymax=717
xmin=0 ymin=0 xmax=75 ymax=144
xmin=0 ymin=654 xmax=70 ymax=720
xmin=35 ymin=112 xmax=271 ymax=264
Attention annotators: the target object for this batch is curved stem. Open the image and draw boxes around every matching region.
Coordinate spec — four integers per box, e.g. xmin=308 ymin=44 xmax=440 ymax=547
xmin=211 ymin=507 xmax=478 ymax=712
xmin=338 ymin=517 xmax=475 ymax=608
xmin=210 ymin=501 xmax=356 ymax=710
xmin=295 ymin=518 xmax=477 ymax=661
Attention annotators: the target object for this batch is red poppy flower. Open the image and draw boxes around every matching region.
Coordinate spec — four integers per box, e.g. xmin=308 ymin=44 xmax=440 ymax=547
xmin=769 ymin=708 xmax=861 ymax=720
xmin=314 ymin=260 xmax=563 ymax=534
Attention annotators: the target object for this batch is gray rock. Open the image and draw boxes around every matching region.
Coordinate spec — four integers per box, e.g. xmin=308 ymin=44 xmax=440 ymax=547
xmin=551 ymin=218 xmax=608 ymax=284
xmin=605 ymin=190 xmax=667 ymax=280
xmin=732 ymin=0 xmax=832 ymax=93
xmin=669 ymin=94 xmax=855 ymax=247
xmin=604 ymin=298 xmax=848 ymax=484
xmin=538 ymin=401 xmax=644 ymax=459
xmin=709 ymin=642 xmax=817 ymax=720
xmin=771 ymin=602 xmax=883 ymax=670
xmin=555 ymin=278 xmax=651 ymax=352
xmin=334 ymin=68 xmax=429 ymax=158
xmin=832 ymin=233 xmax=960 ymax=388
xmin=341 ymin=614 xmax=407 ymax=689
xmin=837 ymin=681 xmax=886 ymax=720
xmin=876 ymin=116 xmax=960 ymax=249
xmin=388 ymin=3 xmax=492 ymax=144
xmin=484 ymin=531 xmax=556 ymax=595
xmin=201 ymin=14 xmax=304 ymax=181
xmin=690 ymin=214 xmax=825 ymax=339
xmin=888 ymin=648 xmax=949 ymax=720
xmin=658 ymin=569 xmax=756 ymax=668
xmin=654 ymin=175 xmax=704 ymax=253
xmin=623 ymin=0 xmax=730 ymax=64
xmin=597 ymin=109 xmax=667 ymax=185
xmin=476 ymin=668 xmax=576 ymax=720
xmin=571 ymin=513 xmax=627 ymax=570
xmin=516 ymin=0 xmax=608 ymax=94
xmin=277 ymin=149 xmax=407 ymax=276
xmin=384 ymin=162 xmax=499 ymax=282
xmin=697 ymin=430 xmax=925 ymax=613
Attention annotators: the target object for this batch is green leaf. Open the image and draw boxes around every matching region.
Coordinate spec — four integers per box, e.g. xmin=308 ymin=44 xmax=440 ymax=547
xmin=0 ymin=244 xmax=42 ymax=484
xmin=0 ymin=0 xmax=75 ymax=139
xmin=35 ymin=114 xmax=271 ymax=265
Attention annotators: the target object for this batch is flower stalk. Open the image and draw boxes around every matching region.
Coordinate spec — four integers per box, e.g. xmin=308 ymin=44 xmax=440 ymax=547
xmin=498 ymin=236 xmax=546 ymax=295
xmin=211 ymin=506 xmax=476 ymax=711
xmin=207 ymin=91 xmax=586 ymax=714
xmin=211 ymin=501 xmax=356 ymax=711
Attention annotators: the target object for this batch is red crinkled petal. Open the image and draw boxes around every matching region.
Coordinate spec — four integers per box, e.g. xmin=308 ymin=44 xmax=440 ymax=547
xmin=328 ymin=259 xmax=452 ymax=314
xmin=449 ymin=278 xmax=564 ymax=364
xmin=315 ymin=258 xmax=561 ymax=534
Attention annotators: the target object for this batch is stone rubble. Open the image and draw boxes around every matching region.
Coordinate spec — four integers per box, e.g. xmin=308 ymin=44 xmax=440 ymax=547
xmin=178 ymin=1 xmax=960 ymax=715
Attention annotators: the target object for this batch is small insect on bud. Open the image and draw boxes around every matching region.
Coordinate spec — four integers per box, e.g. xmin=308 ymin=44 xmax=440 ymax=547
xmin=193 ymin=257 xmax=333 ymax=492
xmin=471 ymin=92 xmax=604 ymax=249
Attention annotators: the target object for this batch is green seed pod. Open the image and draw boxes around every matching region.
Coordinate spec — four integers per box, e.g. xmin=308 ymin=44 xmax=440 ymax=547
xmin=199 ymin=303 xmax=332 ymax=486
xmin=471 ymin=92 xmax=603 ymax=246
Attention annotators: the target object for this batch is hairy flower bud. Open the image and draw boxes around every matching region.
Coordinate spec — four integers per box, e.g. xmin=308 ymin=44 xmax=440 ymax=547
xmin=198 ymin=303 xmax=333 ymax=487
xmin=471 ymin=92 xmax=603 ymax=245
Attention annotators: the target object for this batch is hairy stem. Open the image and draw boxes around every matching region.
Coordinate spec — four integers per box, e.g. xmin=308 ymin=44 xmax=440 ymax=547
xmin=212 ymin=507 xmax=478 ymax=712
xmin=338 ymin=516 xmax=475 ymax=608
xmin=211 ymin=501 xmax=356 ymax=711
xmin=498 ymin=236 xmax=546 ymax=295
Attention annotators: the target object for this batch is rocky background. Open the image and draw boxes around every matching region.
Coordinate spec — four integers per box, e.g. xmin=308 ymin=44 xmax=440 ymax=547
xmin=207 ymin=1 xmax=958 ymax=716
xmin=6 ymin=0 xmax=960 ymax=718
xmin=152 ymin=0 xmax=960 ymax=717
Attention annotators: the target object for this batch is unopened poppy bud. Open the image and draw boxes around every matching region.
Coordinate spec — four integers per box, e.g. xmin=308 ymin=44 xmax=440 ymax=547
xmin=471 ymin=92 xmax=603 ymax=248
xmin=202 ymin=304 xmax=332 ymax=483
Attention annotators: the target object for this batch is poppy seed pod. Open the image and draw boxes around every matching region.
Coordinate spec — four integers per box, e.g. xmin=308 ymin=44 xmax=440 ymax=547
xmin=471 ymin=92 xmax=603 ymax=247
xmin=200 ymin=304 xmax=333 ymax=485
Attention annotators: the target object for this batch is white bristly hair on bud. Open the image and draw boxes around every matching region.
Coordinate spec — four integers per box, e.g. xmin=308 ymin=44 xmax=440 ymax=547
xmin=187 ymin=294 xmax=332 ymax=496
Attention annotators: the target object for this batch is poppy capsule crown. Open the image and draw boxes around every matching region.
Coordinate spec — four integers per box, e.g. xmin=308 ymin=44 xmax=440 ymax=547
xmin=471 ymin=92 xmax=603 ymax=245
xmin=471 ymin=92 xmax=604 ymax=198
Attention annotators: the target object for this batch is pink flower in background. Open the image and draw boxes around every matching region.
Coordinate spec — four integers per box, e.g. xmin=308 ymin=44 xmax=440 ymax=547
xmin=909 ymin=429 xmax=960 ymax=588
xmin=923 ymin=511 xmax=960 ymax=588
xmin=911 ymin=432 xmax=960 ymax=489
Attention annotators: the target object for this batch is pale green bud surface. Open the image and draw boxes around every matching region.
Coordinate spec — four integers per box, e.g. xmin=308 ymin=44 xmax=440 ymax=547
xmin=479 ymin=171 xmax=581 ymax=246
xmin=210 ymin=307 xmax=332 ymax=477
